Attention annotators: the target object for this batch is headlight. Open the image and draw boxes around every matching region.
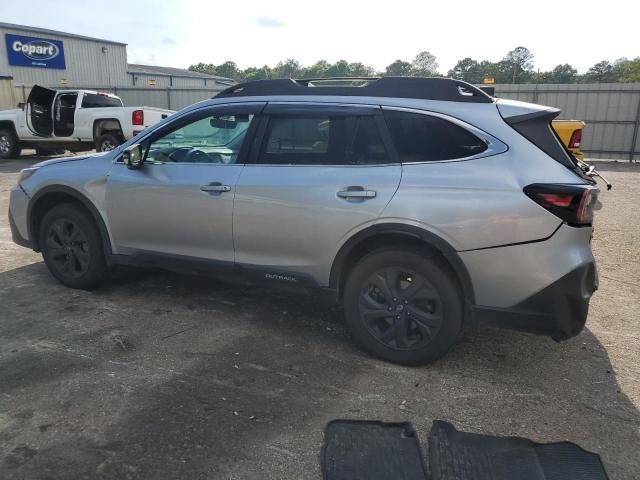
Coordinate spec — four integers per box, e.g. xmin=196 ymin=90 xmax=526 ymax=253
xmin=18 ymin=167 xmax=39 ymax=184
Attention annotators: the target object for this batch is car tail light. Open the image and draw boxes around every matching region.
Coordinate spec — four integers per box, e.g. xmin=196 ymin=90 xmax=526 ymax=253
xmin=568 ymin=129 xmax=582 ymax=148
xmin=524 ymin=184 xmax=599 ymax=226
xmin=132 ymin=109 xmax=144 ymax=126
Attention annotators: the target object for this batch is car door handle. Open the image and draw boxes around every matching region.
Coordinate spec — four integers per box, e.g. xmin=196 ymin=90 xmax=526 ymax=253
xmin=337 ymin=188 xmax=377 ymax=199
xmin=200 ymin=183 xmax=231 ymax=193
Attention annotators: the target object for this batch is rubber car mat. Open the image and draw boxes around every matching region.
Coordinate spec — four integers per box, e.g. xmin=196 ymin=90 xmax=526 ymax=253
xmin=428 ymin=421 xmax=610 ymax=480
xmin=321 ymin=420 xmax=428 ymax=480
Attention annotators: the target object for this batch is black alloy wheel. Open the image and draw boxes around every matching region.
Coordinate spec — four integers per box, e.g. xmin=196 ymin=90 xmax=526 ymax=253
xmin=344 ymin=247 xmax=463 ymax=365
xmin=39 ymin=203 xmax=107 ymax=289
xmin=45 ymin=218 xmax=91 ymax=278
xmin=359 ymin=268 xmax=442 ymax=350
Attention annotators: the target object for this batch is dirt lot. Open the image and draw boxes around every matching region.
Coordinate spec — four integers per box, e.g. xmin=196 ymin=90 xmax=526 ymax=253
xmin=0 ymin=153 xmax=639 ymax=480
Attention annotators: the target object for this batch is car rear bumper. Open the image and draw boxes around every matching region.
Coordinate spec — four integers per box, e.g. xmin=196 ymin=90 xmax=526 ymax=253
xmin=473 ymin=261 xmax=598 ymax=340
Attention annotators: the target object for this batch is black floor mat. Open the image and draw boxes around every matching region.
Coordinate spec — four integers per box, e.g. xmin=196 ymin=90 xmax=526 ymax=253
xmin=429 ymin=421 xmax=609 ymax=480
xmin=321 ymin=420 xmax=609 ymax=480
xmin=322 ymin=420 xmax=428 ymax=480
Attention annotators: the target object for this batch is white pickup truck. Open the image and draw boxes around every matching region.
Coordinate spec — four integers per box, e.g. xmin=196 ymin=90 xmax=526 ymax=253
xmin=0 ymin=85 xmax=174 ymax=158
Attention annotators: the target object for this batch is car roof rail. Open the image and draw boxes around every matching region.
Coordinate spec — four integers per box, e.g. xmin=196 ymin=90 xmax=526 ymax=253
xmin=213 ymin=76 xmax=494 ymax=103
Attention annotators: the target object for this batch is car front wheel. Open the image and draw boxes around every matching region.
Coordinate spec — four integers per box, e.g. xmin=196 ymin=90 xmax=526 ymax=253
xmin=343 ymin=247 xmax=463 ymax=365
xmin=39 ymin=203 xmax=107 ymax=289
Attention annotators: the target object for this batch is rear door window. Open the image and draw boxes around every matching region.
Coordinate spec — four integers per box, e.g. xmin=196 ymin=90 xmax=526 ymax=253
xmin=383 ymin=110 xmax=487 ymax=162
xmin=259 ymin=113 xmax=390 ymax=165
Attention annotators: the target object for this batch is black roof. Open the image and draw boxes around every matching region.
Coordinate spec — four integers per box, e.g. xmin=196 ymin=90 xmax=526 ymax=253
xmin=214 ymin=77 xmax=493 ymax=103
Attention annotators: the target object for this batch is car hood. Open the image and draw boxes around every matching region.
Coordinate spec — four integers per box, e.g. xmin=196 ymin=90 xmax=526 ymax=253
xmin=33 ymin=150 xmax=112 ymax=168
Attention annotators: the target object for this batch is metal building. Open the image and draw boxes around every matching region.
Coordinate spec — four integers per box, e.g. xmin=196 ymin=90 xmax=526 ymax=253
xmin=0 ymin=22 xmax=232 ymax=109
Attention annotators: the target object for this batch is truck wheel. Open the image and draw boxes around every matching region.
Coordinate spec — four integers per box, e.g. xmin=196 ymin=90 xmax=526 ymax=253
xmin=343 ymin=247 xmax=463 ymax=365
xmin=96 ymin=133 xmax=122 ymax=152
xmin=0 ymin=129 xmax=21 ymax=159
xmin=39 ymin=203 xmax=107 ymax=289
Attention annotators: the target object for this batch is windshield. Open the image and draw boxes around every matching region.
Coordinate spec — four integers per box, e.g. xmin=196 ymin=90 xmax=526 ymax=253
xmin=146 ymin=114 xmax=253 ymax=164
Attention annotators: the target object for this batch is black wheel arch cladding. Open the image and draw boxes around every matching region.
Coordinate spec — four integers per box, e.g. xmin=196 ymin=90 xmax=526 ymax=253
xmin=330 ymin=223 xmax=475 ymax=307
xmin=27 ymin=184 xmax=113 ymax=259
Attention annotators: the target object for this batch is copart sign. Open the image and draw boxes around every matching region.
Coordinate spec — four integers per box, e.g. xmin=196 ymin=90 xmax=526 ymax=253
xmin=5 ymin=33 xmax=66 ymax=69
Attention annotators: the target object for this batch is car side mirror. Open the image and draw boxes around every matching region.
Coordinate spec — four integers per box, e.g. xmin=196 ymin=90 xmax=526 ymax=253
xmin=122 ymin=144 xmax=144 ymax=169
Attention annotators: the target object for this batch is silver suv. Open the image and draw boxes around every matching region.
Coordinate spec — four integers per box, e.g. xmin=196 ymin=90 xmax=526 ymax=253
xmin=8 ymin=77 xmax=600 ymax=365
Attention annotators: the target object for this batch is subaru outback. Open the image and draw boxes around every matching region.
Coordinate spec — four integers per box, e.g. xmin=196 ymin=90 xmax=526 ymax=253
xmin=8 ymin=77 xmax=600 ymax=365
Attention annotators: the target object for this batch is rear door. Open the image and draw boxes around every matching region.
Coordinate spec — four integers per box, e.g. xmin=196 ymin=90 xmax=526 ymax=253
xmin=26 ymin=85 xmax=56 ymax=137
xmin=232 ymin=103 xmax=402 ymax=285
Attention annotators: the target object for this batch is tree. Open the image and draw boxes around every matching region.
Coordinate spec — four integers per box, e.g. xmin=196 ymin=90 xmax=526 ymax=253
xmin=301 ymin=60 xmax=330 ymax=78
xmin=503 ymin=47 xmax=534 ymax=83
xmin=584 ymin=61 xmax=615 ymax=82
xmin=448 ymin=57 xmax=482 ymax=83
xmin=325 ymin=60 xmax=351 ymax=77
xmin=189 ymin=63 xmax=217 ymax=75
xmin=612 ymin=58 xmax=640 ymax=82
xmin=273 ymin=58 xmax=302 ymax=78
xmin=385 ymin=59 xmax=413 ymax=76
xmin=214 ymin=61 xmax=242 ymax=80
xmin=243 ymin=65 xmax=272 ymax=81
xmin=347 ymin=62 xmax=375 ymax=77
xmin=546 ymin=64 xmax=578 ymax=83
xmin=412 ymin=51 xmax=439 ymax=76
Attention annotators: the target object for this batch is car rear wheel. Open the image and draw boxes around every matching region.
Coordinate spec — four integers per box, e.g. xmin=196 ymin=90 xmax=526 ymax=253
xmin=39 ymin=203 xmax=107 ymax=289
xmin=0 ymin=129 xmax=20 ymax=159
xmin=343 ymin=247 xmax=463 ymax=365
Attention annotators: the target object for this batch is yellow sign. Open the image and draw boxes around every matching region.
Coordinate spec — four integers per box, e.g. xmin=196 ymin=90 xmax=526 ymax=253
xmin=148 ymin=79 xmax=157 ymax=86
xmin=483 ymin=77 xmax=495 ymax=84
xmin=59 ymin=78 xmax=68 ymax=85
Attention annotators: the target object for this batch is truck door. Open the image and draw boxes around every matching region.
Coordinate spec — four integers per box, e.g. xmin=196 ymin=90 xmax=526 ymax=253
xmin=53 ymin=92 xmax=78 ymax=137
xmin=26 ymin=85 xmax=56 ymax=137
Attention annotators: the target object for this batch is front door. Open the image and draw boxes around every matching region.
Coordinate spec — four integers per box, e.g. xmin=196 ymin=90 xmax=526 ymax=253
xmin=106 ymin=103 xmax=264 ymax=262
xmin=233 ymin=103 xmax=402 ymax=285
xmin=26 ymin=85 xmax=56 ymax=137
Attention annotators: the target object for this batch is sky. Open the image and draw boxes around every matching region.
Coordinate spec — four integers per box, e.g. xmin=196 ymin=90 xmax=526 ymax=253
xmin=1 ymin=0 xmax=638 ymax=74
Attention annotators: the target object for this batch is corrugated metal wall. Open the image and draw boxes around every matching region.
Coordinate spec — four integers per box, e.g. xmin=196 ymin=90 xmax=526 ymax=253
xmin=11 ymin=84 xmax=225 ymax=111
xmin=493 ymin=83 xmax=640 ymax=160
xmin=0 ymin=26 xmax=129 ymax=87
xmin=113 ymin=87 xmax=225 ymax=110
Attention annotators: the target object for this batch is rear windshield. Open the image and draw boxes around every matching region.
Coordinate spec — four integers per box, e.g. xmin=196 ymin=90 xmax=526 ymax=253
xmin=81 ymin=93 xmax=123 ymax=108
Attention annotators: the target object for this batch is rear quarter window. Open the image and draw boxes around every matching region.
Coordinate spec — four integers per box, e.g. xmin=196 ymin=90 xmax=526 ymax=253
xmin=81 ymin=94 xmax=123 ymax=108
xmin=383 ymin=110 xmax=487 ymax=162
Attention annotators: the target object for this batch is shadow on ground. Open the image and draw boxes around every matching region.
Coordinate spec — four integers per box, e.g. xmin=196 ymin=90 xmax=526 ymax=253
xmin=0 ymin=263 xmax=638 ymax=479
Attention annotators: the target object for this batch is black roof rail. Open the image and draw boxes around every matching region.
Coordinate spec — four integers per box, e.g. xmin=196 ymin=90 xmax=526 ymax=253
xmin=214 ymin=77 xmax=494 ymax=103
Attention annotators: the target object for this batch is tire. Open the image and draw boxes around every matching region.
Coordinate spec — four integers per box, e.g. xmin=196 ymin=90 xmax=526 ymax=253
xmin=96 ymin=132 xmax=122 ymax=152
xmin=343 ymin=247 xmax=463 ymax=365
xmin=0 ymin=128 xmax=21 ymax=159
xmin=39 ymin=203 xmax=107 ymax=289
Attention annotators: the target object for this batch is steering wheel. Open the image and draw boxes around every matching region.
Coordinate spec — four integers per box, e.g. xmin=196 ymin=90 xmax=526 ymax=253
xmin=185 ymin=149 xmax=211 ymax=163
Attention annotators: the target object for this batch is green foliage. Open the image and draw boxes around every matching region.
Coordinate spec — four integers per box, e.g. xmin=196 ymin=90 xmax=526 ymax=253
xmin=188 ymin=50 xmax=640 ymax=84
xmin=384 ymin=59 xmax=414 ymax=76
xmin=612 ymin=58 xmax=640 ymax=82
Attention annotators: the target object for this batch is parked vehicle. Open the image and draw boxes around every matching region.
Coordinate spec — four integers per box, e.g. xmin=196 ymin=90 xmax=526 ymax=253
xmin=552 ymin=119 xmax=586 ymax=160
xmin=9 ymin=77 xmax=602 ymax=365
xmin=0 ymin=85 xmax=173 ymax=158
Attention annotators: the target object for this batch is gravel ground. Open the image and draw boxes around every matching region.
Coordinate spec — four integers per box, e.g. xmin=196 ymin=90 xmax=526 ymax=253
xmin=1 ymin=154 xmax=639 ymax=480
